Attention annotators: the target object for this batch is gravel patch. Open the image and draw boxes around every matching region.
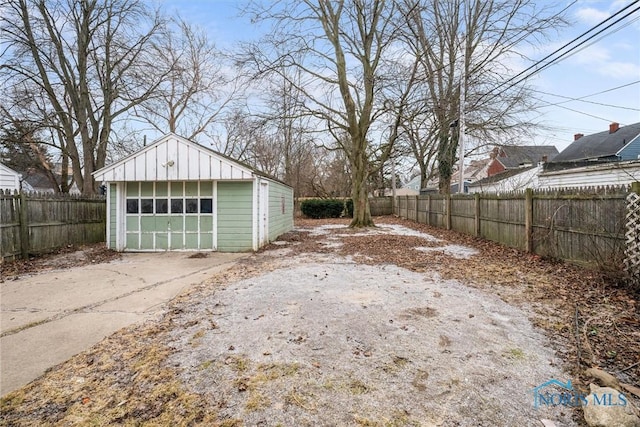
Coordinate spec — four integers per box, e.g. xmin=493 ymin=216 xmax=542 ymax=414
xmin=169 ymin=252 xmax=576 ymax=426
xmin=416 ymin=244 xmax=480 ymax=259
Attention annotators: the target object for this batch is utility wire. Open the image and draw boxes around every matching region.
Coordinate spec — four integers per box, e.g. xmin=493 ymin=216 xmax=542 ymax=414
xmin=531 ymin=96 xmax=620 ymax=122
xmin=475 ymin=0 xmax=640 ymax=107
xmin=535 ymin=89 xmax=640 ymax=111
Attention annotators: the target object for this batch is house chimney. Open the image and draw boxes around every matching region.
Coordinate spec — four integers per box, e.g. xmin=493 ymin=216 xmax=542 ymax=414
xmin=609 ymin=122 xmax=620 ymax=134
xmin=574 ymin=133 xmax=584 ymax=141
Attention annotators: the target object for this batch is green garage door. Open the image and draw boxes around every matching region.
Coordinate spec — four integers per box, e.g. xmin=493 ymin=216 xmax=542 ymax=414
xmin=124 ymin=181 xmax=214 ymax=250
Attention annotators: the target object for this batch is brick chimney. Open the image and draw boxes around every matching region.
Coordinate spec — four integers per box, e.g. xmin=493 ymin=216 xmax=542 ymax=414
xmin=574 ymin=133 xmax=584 ymax=141
xmin=609 ymin=122 xmax=620 ymax=134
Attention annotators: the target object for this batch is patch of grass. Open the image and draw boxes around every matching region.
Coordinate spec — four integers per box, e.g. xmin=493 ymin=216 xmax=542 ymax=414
xmin=504 ymin=348 xmax=526 ymax=360
xmin=355 ymin=411 xmax=420 ymax=426
xmin=225 ymin=355 xmax=250 ymax=373
xmin=189 ymin=329 xmax=206 ymax=347
xmin=381 ymin=355 xmax=411 ymax=374
xmin=219 ymin=419 xmax=243 ymax=427
xmin=245 ymin=391 xmax=270 ymax=411
xmin=354 ymin=416 xmax=379 ymax=426
xmin=346 ymin=378 xmax=370 ymax=395
xmin=284 ymin=388 xmax=316 ymax=412
xmin=198 ymin=360 xmax=213 ymax=371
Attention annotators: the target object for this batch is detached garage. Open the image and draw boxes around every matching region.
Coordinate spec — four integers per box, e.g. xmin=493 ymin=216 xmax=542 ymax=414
xmin=93 ymin=133 xmax=293 ymax=252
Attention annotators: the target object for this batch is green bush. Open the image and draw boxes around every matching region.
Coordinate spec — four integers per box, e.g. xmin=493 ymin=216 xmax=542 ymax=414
xmin=345 ymin=198 xmax=354 ymax=218
xmin=300 ymin=199 xmax=345 ymax=219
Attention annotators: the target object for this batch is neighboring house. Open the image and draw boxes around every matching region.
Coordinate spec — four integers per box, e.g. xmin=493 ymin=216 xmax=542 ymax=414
xmin=93 ymin=133 xmax=294 ymax=252
xmin=487 ymin=145 xmax=559 ymax=176
xmin=540 ymin=122 xmax=640 ymax=189
xmin=385 ymin=187 xmax=419 ymax=196
xmin=468 ymin=165 xmax=540 ymax=193
xmin=418 ymin=158 xmax=491 ymax=194
xmin=539 ymin=160 xmax=640 ymax=189
xmin=404 ymin=175 xmax=421 ymax=192
xmin=0 ymin=163 xmax=21 ymax=192
xmin=550 ymin=122 xmax=640 ymax=163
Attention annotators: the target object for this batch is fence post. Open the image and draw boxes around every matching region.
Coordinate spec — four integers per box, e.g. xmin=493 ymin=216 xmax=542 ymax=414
xmin=525 ymin=188 xmax=533 ymax=253
xmin=474 ymin=193 xmax=481 ymax=237
xmin=426 ymin=194 xmax=431 ymax=226
xmin=445 ymin=194 xmax=452 ymax=230
xmin=19 ymin=191 xmax=29 ymax=259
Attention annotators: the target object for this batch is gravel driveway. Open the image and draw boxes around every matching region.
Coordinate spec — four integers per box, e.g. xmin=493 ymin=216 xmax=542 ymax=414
xmin=168 ymin=223 xmax=577 ymax=426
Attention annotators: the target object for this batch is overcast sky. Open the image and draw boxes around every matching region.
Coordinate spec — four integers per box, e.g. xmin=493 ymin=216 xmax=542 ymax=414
xmin=159 ymin=0 xmax=640 ymax=153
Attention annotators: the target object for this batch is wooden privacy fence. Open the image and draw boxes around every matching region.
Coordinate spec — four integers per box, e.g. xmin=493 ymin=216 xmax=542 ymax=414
xmin=0 ymin=190 xmax=106 ymax=260
xmin=391 ymin=187 xmax=629 ymax=269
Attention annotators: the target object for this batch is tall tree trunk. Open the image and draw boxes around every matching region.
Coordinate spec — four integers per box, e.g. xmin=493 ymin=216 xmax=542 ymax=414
xmin=349 ymin=146 xmax=373 ymax=227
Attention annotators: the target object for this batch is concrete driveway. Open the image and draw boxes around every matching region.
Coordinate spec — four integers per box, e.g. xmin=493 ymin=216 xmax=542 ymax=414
xmin=0 ymin=251 xmax=245 ymax=396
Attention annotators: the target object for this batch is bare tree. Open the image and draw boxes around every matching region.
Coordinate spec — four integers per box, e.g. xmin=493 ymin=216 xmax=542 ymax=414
xmin=400 ymin=0 xmax=566 ymax=193
xmin=242 ymin=0 xmax=401 ymax=227
xmin=133 ymin=18 xmax=238 ymax=142
xmin=1 ymin=0 xmax=166 ymax=194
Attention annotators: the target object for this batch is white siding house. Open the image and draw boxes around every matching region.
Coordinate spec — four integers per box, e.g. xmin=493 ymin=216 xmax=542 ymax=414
xmin=468 ymin=165 xmax=541 ymax=193
xmin=0 ymin=163 xmax=21 ymax=192
xmin=539 ymin=160 xmax=640 ymax=189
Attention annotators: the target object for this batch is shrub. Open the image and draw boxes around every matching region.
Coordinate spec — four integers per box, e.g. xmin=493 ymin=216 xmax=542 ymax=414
xmin=300 ymin=199 xmax=345 ymax=219
xmin=345 ymin=198 xmax=354 ymax=218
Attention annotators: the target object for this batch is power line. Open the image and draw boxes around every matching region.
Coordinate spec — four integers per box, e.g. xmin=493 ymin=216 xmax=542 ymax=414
xmin=566 ymin=80 xmax=640 ymax=100
xmin=532 ymin=96 xmax=620 ymax=123
xmin=535 ymin=89 xmax=640 ymax=111
xmin=475 ymin=1 xmax=640 ymax=107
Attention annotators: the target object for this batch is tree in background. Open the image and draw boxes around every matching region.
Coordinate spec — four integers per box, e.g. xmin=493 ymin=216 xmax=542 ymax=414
xmin=1 ymin=0 xmax=166 ymax=195
xmin=242 ymin=0 xmax=400 ymax=227
xmin=133 ymin=18 xmax=239 ymax=143
xmin=400 ymin=0 xmax=566 ymax=193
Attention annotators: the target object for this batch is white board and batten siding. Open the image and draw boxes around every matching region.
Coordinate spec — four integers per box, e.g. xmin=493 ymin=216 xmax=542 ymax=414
xmin=0 ymin=163 xmax=21 ymax=191
xmin=539 ymin=160 xmax=640 ymax=189
xmin=94 ymin=134 xmax=254 ymax=183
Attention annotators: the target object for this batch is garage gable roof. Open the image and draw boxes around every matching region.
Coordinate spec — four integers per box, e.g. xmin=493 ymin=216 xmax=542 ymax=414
xmin=93 ymin=133 xmax=256 ymax=182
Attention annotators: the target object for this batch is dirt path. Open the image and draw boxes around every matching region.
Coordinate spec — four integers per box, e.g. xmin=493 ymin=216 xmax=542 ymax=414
xmin=1 ymin=217 xmax=638 ymax=426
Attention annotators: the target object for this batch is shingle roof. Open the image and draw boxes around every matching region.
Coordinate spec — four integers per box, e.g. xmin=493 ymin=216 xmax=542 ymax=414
xmin=498 ymin=146 xmax=559 ymax=168
xmin=552 ymin=122 xmax=640 ymax=162
xmin=468 ymin=165 xmax=536 ymax=186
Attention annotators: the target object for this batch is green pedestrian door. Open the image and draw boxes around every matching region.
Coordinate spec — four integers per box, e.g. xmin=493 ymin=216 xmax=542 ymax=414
xmin=123 ymin=181 xmax=215 ymax=251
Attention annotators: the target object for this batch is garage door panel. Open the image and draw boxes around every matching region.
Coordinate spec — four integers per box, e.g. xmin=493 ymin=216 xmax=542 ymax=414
xmin=126 ymin=216 xmax=139 ymax=231
xmin=170 ymin=216 xmax=183 ymax=232
xmin=200 ymin=233 xmax=213 ymax=249
xmin=185 ymin=234 xmax=199 ymax=249
xmin=140 ymin=233 xmax=153 ymax=249
xmin=156 ymin=233 xmax=168 ymax=250
xmin=126 ymin=233 xmax=139 ymax=250
xmin=185 ymin=216 xmax=198 ymax=231
xmin=170 ymin=233 xmax=184 ymax=249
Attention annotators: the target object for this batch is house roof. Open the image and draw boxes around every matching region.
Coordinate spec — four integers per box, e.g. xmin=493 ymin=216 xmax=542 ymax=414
xmin=468 ymin=165 xmax=537 ymax=187
xmin=552 ymin=122 xmax=640 ymax=162
xmin=93 ymin=133 xmax=289 ymax=187
xmin=497 ymin=146 xmax=559 ymax=168
xmin=0 ymin=162 xmax=21 ymax=177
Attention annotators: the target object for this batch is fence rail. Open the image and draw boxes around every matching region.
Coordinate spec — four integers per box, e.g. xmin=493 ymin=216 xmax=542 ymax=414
xmin=0 ymin=190 xmax=106 ymax=260
xmin=386 ymin=187 xmax=628 ymax=269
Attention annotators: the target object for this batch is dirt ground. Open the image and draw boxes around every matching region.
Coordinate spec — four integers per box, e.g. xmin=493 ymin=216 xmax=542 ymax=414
xmin=1 ymin=216 xmax=638 ymax=426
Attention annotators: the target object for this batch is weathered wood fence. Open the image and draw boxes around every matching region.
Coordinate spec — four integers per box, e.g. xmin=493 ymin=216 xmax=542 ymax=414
xmin=0 ymin=190 xmax=106 ymax=261
xmin=387 ymin=187 xmax=628 ymax=269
